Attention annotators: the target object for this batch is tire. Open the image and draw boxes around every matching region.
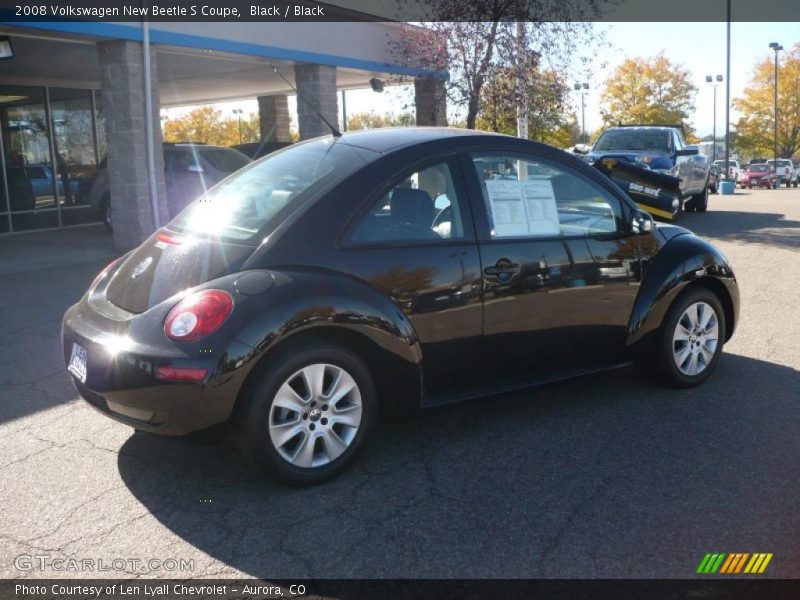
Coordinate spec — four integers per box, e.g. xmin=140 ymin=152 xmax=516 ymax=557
xmin=641 ymin=287 xmax=726 ymax=388
xmin=686 ymin=186 xmax=708 ymax=213
xmin=101 ymin=195 xmax=113 ymax=232
xmin=237 ymin=343 xmax=376 ymax=485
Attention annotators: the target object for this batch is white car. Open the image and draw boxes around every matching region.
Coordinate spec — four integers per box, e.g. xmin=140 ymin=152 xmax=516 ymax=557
xmin=713 ymin=159 xmax=741 ymax=183
xmin=765 ymin=159 xmax=798 ymax=188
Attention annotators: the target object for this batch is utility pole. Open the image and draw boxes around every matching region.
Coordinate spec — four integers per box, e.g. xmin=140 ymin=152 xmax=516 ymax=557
xmin=705 ymin=75 xmax=723 ymax=162
xmin=574 ymin=82 xmax=589 ymax=145
xmin=232 ymin=108 xmax=243 ymax=144
xmin=516 ymin=22 xmax=528 ymax=140
xmin=341 ymin=90 xmax=347 ymax=132
xmin=724 ymin=1 xmax=731 ymax=183
xmin=769 ymin=42 xmax=783 ymax=188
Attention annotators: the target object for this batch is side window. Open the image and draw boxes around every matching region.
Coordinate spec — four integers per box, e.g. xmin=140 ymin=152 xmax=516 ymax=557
xmin=471 ymin=154 xmax=622 ymax=239
xmin=672 ymin=131 xmax=683 ymax=152
xmin=350 ymin=161 xmax=466 ymax=244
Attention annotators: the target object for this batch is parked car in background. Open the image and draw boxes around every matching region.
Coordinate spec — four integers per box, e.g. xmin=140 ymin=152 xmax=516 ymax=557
xmin=63 ymin=129 xmax=739 ymax=484
xmin=707 ymin=163 xmax=720 ymax=194
xmin=766 ymin=159 xmax=798 ymax=187
xmin=713 ymin=159 xmax=741 ymax=183
xmin=739 ymin=163 xmax=775 ymax=189
xmin=88 ymin=143 xmax=252 ymax=231
xmin=232 ymin=141 xmax=293 ymax=160
xmin=585 ymin=125 xmax=710 ymax=212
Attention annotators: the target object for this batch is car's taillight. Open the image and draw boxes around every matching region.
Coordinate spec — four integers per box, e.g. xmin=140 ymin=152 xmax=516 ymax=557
xmin=164 ymin=290 xmax=233 ymax=342
xmin=91 ymin=258 xmax=119 ymax=288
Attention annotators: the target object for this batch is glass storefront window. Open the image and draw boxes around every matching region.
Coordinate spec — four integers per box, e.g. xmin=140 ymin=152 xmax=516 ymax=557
xmin=0 ymin=85 xmax=55 ymax=213
xmin=49 ymin=88 xmax=97 ymax=208
xmin=0 ymin=84 xmax=103 ymax=232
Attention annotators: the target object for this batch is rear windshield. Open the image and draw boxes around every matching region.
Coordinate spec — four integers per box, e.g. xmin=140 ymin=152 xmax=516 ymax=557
xmin=197 ymin=147 xmax=252 ymax=173
xmin=169 ymin=138 xmax=374 ymax=242
xmin=594 ymin=129 xmax=672 ymax=153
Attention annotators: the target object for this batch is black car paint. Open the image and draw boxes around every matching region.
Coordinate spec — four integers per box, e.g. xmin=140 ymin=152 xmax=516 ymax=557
xmin=62 ymin=129 xmax=739 ymax=435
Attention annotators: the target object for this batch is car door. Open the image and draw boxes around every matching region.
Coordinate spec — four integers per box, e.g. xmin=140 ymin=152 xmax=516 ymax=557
xmin=462 ymin=150 xmax=642 ymax=383
xmin=341 ymin=156 xmax=484 ymax=398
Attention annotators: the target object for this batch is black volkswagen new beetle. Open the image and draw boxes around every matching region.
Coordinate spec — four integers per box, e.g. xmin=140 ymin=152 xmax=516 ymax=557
xmin=62 ymin=128 xmax=739 ymax=484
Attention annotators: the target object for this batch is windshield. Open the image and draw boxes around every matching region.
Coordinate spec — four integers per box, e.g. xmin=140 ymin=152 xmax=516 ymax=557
xmin=749 ymin=165 xmax=769 ymax=172
xmin=197 ymin=147 xmax=252 ymax=173
xmin=594 ymin=129 xmax=672 ymax=152
xmin=169 ymin=138 xmax=374 ymax=242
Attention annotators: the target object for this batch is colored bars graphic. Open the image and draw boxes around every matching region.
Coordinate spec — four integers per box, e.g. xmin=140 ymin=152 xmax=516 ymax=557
xmin=696 ymin=552 xmax=773 ymax=574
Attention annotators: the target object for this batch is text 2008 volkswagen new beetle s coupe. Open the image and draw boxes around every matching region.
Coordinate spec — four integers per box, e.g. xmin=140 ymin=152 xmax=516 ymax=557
xmin=62 ymin=128 xmax=739 ymax=484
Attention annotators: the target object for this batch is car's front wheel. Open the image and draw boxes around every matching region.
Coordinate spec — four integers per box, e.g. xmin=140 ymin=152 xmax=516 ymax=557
xmin=643 ymin=288 xmax=726 ymax=388
xmin=686 ymin=186 xmax=708 ymax=213
xmin=238 ymin=343 xmax=376 ymax=485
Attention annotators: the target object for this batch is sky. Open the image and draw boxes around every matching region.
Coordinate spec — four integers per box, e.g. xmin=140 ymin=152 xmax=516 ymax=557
xmin=162 ymin=21 xmax=800 ymax=139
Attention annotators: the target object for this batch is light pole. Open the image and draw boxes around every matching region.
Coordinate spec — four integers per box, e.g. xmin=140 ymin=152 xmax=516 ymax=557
xmin=724 ymin=0 xmax=731 ymax=185
xmin=232 ymin=108 xmax=243 ymax=144
xmin=574 ymin=82 xmax=589 ymax=145
xmin=705 ymin=75 xmax=723 ymax=162
xmin=769 ymin=42 xmax=783 ymax=188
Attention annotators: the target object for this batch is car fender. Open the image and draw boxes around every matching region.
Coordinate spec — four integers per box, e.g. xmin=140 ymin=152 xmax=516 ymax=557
xmin=221 ymin=268 xmax=424 ymax=417
xmin=626 ymin=233 xmax=738 ymax=347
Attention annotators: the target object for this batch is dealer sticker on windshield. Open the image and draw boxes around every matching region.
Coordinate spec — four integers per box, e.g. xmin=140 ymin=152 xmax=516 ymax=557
xmin=68 ymin=343 xmax=87 ymax=383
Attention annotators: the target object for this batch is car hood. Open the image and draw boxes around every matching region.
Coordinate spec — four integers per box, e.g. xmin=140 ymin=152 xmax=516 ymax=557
xmin=104 ymin=231 xmax=254 ymax=314
xmin=587 ymin=149 xmax=668 ymax=161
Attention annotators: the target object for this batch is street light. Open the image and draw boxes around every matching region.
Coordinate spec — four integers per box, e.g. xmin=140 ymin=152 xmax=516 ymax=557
xmin=232 ymin=108 xmax=244 ymax=144
xmin=573 ymin=82 xmax=589 ymax=145
xmin=769 ymin=42 xmax=783 ymax=189
xmin=705 ymin=74 xmax=723 ymax=162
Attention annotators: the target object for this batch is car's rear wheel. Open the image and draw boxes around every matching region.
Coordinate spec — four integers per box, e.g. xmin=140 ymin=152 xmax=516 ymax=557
xmin=643 ymin=287 xmax=726 ymax=388
xmin=238 ymin=343 xmax=376 ymax=485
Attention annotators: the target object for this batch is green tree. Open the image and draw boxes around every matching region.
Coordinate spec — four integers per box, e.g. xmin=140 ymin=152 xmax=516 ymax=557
xmin=475 ymin=65 xmax=574 ymax=146
xmin=389 ymin=1 xmax=605 ymax=129
xmin=600 ymin=54 xmax=697 ymax=133
xmin=733 ymin=43 xmax=800 ymax=159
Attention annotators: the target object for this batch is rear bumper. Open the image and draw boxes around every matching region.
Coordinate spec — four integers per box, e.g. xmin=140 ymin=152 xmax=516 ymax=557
xmin=62 ymin=301 xmax=253 ymax=436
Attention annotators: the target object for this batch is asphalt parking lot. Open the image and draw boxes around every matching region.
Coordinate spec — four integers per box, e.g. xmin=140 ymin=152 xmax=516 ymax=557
xmin=2 ymin=187 xmax=800 ymax=579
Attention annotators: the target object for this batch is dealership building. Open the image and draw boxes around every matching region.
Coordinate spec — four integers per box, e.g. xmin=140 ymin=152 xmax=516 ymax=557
xmin=0 ymin=16 xmax=446 ymax=248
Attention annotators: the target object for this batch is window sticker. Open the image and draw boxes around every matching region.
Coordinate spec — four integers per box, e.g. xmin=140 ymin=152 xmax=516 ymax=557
xmin=485 ymin=178 xmax=560 ymax=237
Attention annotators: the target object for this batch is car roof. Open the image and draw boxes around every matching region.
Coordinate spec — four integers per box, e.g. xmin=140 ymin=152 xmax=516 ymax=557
xmin=336 ymin=127 xmax=500 ymax=154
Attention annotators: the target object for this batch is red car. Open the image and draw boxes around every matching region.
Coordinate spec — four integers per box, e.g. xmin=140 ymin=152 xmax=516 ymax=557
xmin=739 ymin=164 xmax=775 ymax=189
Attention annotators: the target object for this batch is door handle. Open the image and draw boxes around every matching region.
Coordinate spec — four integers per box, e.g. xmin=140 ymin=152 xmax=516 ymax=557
xmin=484 ymin=259 xmax=520 ymax=282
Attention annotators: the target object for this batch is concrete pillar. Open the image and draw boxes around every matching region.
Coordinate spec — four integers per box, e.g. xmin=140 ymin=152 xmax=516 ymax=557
xmin=415 ymin=77 xmax=448 ymax=127
xmin=257 ymin=95 xmax=292 ymax=142
xmin=294 ymin=64 xmax=339 ymax=140
xmin=97 ymin=40 xmax=168 ymax=251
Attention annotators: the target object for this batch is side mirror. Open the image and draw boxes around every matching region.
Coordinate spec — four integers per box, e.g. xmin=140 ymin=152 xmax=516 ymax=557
xmin=187 ymin=164 xmax=204 ymax=174
xmin=676 ymin=146 xmax=699 ymax=157
xmin=572 ymin=146 xmax=588 ymax=155
xmin=630 ymin=209 xmax=654 ymax=234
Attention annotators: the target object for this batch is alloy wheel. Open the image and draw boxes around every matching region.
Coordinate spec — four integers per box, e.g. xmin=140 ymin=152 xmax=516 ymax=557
xmin=672 ymin=301 xmax=719 ymax=376
xmin=268 ymin=363 xmax=362 ymax=468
